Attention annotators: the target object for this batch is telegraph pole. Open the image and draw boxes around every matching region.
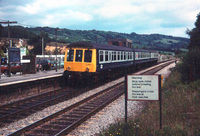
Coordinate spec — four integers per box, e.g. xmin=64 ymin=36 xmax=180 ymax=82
xmin=0 ymin=20 xmax=17 ymax=77
xmin=0 ymin=20 xmax=17 ymax=39
xmin=55 ymin=28 xmax=58 ymax=72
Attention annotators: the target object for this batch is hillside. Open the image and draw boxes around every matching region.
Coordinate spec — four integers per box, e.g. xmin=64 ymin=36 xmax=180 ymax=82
xmin=1 ymin=26 xmax=189 ymax=50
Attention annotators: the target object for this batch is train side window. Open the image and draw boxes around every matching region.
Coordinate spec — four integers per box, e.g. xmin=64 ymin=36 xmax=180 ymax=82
xmin=112 ymin=51 xmax=115 ymax=61
xmin=118 ymin=52 xmax=120 ymax=60
xmin=67 ymin=49 xmax=74 ymax=62
xmin=112 ymin=52 xmax=114 ymax=61
xmin=131 ymin=52 xmax=133 ymax=59
xmin=121 ymin=52 xmax=124 ymax=60
xmin=105 ymin=51 xmax=108 ymax=61
xmin=75 ymin=50 xmax=83 ymax=62
xmin=109 ymin=52 xmax=112 ymax=61
xmin=84 ymin=50 xmax=92 ymax=62
xmin=99 ymin=51 xmax=104 ymax=62
xmin=114 ymin=51 xmax=116 ymax=60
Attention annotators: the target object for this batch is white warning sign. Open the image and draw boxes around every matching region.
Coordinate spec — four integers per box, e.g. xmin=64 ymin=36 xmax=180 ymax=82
xmin=127 ymin=75 xmax=159 ymax=100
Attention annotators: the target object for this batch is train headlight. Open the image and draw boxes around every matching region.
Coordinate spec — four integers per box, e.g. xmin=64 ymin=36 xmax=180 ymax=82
xmin=86 ymin=67 xmax=89 ymax=72
xmin=67 ymin=66 xmax=71 ymax=70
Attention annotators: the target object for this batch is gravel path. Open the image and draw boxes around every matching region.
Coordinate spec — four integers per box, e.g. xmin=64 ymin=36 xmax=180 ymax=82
xmin=0 ymin=63 xmax=176 ymax=136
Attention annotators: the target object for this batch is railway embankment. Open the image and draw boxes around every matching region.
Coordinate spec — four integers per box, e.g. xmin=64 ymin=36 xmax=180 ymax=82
xmin=98 ymin=62 xmax=199 ymax=136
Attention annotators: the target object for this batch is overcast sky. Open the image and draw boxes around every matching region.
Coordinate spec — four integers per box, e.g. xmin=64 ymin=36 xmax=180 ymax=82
xmin=0 ymin=0 xmax=200 ymax=38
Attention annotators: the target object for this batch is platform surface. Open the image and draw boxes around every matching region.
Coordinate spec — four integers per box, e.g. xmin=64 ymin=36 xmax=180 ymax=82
xmin=0 ymin=69 xmax=64 ymax=86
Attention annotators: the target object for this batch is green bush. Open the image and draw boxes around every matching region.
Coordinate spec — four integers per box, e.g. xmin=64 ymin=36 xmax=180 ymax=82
xmin=99 ymin=121 xmax=140 ymax=136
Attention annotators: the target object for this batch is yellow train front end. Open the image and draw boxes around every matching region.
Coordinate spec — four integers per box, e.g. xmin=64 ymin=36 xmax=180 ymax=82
xmin=63 ymin=47 xmax=97 ymax=84
xmin=64 ymin=48 xmax=96 ymax=72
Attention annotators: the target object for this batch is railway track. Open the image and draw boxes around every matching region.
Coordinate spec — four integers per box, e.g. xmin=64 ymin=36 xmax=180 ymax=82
xmin=7 ymin=59 xmax=175 ymax=136
xmin=0 ymin=60 xmax=172 ymax=127
xmin=9 ymin=82 xmax=124 ymax=136
xmin=141 ymin=60 xmax=175 ymax=75
xmin=0 ymin=87 xmax=77 ymax=127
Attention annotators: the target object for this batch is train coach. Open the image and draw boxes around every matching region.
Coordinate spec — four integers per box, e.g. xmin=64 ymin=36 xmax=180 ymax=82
xmin=63 ymin=41 xmax=158 ymax=83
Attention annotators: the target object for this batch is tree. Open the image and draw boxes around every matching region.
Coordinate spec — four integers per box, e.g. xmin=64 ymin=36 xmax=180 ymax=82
xmin=186 ymin=12 xmax=200 ymax=80
xmin=187 ymin=13 xmax=200 ymax=49
xmin=28 ymin=35 xmax=42 ymax=55
xmin=28 ymin=31 xmax=50 ymax=55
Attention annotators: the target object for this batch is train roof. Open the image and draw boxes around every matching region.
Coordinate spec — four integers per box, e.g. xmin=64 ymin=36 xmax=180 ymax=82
xmin=133 ymin=48 xmax=150 ymax=52
xmin=148 ymin=50 xmax=158 ymax=53
xmin=67 ymin=41 xmax=133 ymax=51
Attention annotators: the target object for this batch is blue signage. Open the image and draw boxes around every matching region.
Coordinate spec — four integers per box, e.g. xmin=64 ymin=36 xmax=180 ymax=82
xmin=8 ymin=47 xmax=20 ymax=62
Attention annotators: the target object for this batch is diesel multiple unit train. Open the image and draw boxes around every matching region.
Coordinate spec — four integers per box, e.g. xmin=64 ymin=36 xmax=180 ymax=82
xmin=63 ymin=41 xmax=158 ymax=83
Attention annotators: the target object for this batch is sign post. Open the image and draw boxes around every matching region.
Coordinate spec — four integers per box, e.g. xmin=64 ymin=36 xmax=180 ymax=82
xmin=159 ymin=75 xmax=162 ymax=129
xmin=125 ymin=76 xmax=128 ymax=123
xmin=125 ymin=74 xmax=162 ymax=129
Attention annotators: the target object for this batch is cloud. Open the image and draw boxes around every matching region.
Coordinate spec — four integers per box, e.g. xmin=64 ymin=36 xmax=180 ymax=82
xmin=40 ymin=10 xmax=93 ymax=27
xmin=0 ymin=0 xmax=200 ymax=37
xmin=94 ymin=1 xmax=141 ymax=18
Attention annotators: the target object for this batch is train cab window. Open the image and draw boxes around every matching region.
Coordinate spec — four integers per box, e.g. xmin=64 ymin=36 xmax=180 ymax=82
xmin=67 ymin=49 xmax=74 ymax=62
xmin=84 ymin=50 xmax=92 ymax=62
xmin=75 ymin=50 xmax=83 ymax=62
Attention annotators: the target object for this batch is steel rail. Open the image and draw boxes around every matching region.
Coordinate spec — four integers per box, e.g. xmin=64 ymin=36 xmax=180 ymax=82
xmin=0 ymin=88 xmax=72 ymax=124
xmin=8 ymin=82 xmax=124 ymax=136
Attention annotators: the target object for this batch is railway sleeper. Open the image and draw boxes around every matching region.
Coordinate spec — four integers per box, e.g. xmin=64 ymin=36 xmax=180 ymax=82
xmin=79 ymin=106 xmax=96 ymax=110
xmin=42 ymin=124 xmax=66 ymax=130
xmin=72 ymin=108 xmax=91 ymax=112
xmin=62 ymin=114 xmax=83 ymax=118
xmin=51 ymin=121 xmax=72 ymax=126
xmin=33 ymin=129 xmax=59 ymax=135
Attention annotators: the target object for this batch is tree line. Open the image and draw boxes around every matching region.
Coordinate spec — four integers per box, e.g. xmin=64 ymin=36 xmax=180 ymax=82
xmin=0 ymin=23 xmax=189 ymax=55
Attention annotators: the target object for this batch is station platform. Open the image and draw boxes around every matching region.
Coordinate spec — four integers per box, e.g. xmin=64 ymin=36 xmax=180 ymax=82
xmin=0 ymin=69 xmax=64 ymax=86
